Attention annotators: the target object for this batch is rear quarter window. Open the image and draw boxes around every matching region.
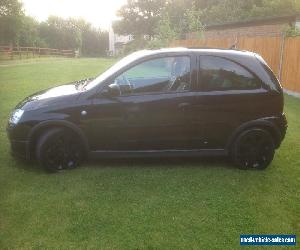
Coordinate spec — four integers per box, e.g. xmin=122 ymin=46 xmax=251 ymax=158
xmin=254 ymin=54 xmax=282 ymax=92
xmin=199 ymin=55 xmax=261 ymax=91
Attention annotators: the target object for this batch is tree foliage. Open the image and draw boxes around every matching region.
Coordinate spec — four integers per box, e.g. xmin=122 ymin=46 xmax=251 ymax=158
xmin=115 ymin=0 xmax=300 ymax=39
xmin=0 ymin=0 xmax=23 ymax=45
xmin=81 ymin=24 xmax=108 ymax=57
xmin=1 ymin=0 xmax=299 ymax=56
xmin=113 ymin=0 xmax=166 ymax=38
xmin=200 ymin=0 xmax=299 ymax=25
xmin=0 ymin=0 xmax=108 ymax=56
xmin=285 ymin=26 xmax=300 ymax=37
xmin=122 ymin=2 xmax=205 ymax=51
xmin=182 ymin=4 xmax=204 ymax=38
xmin=39 ymin=16 xmax=82 ymax=50
xmin=19 ymin=16 xmax=47 ymax=47
xmin=38 ymin=16 xmax=108 ymax=56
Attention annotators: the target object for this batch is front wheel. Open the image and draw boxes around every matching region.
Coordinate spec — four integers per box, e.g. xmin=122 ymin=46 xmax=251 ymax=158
xmin=36 ymin=128 xmax=83 ymax=172
xmin=231 ymin=128 xmax=275 ymax=170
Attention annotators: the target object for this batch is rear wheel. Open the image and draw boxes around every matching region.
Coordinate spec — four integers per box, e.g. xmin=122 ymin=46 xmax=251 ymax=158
xmin=232 ymin=128 xmax=275 ymax=170
xmin=36 ymin=128 xmax=83 ymax=172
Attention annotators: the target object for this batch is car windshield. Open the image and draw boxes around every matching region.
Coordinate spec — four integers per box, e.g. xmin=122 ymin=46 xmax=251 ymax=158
xmin=85 ymin=50 xmax=154 ymax=90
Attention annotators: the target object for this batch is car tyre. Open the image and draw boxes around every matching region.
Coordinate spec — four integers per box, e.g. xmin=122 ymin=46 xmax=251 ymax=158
xmin=36 ymin=128 xmax=83 ymax=172
xmin=232 ymin=128 xmax=275 ymax=170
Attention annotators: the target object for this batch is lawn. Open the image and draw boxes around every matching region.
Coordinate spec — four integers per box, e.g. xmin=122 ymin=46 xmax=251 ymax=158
xmin=0 ymin=58 xmax=299 ymax=249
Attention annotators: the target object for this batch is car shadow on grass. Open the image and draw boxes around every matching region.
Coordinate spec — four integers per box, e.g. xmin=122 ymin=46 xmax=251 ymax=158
xmin=11 ymin=156 xmax=44 ymax=173
xmin=86 ymin=156 xmax=236 ymax=170
xmin=10 ymin=154 xmax=237 ymax=173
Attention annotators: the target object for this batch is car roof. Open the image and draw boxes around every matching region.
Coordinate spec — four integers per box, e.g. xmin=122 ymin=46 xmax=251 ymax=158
xmin=134 ymin=47 xmax=257 ymax=59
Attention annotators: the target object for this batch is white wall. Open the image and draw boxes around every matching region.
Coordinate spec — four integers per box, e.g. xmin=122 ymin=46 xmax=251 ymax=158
xmin=108 ymin=26 xmax=133 ymax=56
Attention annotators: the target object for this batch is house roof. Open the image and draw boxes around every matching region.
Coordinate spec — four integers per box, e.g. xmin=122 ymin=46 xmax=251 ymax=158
xmin=205 ymin=14 xmax=300 ymax=31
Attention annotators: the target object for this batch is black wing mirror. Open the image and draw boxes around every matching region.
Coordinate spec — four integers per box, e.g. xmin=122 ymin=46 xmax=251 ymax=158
xmin=102 ymin=83 xmax=121 ymax=97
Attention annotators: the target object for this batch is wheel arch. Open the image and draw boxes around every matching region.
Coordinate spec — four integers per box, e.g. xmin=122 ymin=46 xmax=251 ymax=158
xmin=226 ymin=119 xmax=282 ymax=151
xmin=27 ymin=120 xmax=89 ymax=159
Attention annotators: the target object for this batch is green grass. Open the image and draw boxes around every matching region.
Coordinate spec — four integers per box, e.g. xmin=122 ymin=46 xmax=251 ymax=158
xmin=0 ymin=58 xmax=299 ymax=249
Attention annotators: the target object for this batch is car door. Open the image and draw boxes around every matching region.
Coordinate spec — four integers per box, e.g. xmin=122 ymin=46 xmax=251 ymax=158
xmin=85 ymin=54 xmax=199 ymax=151
xmin=191 ymin=54 xmax=268 ymax=149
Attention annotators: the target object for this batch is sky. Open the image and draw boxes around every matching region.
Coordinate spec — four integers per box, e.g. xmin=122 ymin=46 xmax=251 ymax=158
xmin=21 ymin=0 xmax=127 ymax=30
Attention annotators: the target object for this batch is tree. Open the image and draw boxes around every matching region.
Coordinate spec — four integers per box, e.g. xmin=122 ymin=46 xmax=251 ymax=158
xmin=297 ymin=0 xmax=300 ymax=10
xmin=113 ymin=0 xmax=167 ymax=38
xmin=0 ymin=0 xmax=24 ymax=45
xmin=39 ymin=16 xmax=82 ymax=50
xmin=200 ymin=0 xmax=299 ymax=25
xmin=182 ymin=4 xmax=204 ymax=38
xmin=81 ymin=24 xmax=108 ymax=57
xmin=38 ymin=16 xmax=108 ymax=56
xmin=147 ymin=13 xmax=179 ymax=48
xmin=18 ymin=16 xmax=47 ymax=47
xmin=115 ymin=0 xmax=300 ymax=39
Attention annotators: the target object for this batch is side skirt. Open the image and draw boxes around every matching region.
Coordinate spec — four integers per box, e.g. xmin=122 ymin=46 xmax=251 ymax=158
xmin=89 ymin=149 xmax=228 ymax=159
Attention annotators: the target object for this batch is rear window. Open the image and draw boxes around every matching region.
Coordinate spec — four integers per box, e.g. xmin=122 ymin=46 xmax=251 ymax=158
xmin=199 ymin=55 xmax=261 ymax=91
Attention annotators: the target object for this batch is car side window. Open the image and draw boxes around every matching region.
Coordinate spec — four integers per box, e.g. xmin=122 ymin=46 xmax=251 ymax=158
xmin=199 ymin=56 xmax=261 ymax=91
xmin=114 ymin=56 xmax=191 ymax=95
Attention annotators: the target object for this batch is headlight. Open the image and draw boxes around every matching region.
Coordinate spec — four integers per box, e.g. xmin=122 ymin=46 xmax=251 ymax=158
xmin=9 ymin=109 xmax=24 ymax=125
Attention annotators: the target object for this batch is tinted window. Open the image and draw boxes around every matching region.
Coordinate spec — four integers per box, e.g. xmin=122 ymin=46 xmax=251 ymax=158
xmin=199 ymin=56 xmax=261 ymax=91
xmin=115 ymin=56 xmax=191 ymax=95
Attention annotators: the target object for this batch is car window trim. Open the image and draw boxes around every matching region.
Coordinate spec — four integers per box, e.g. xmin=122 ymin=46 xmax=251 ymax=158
xmin=116 ymin=89 xmax=191 ymax=98
xmin=114 ymin=55 xmax=193 ymax=96
xmin=197 ymin=55 xmax=263 ymax=92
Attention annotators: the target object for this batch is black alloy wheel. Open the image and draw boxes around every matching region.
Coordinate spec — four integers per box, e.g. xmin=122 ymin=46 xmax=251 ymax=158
xmin=232 ymin=128 xmax=275 ymax=170
xmin=36 ymin=128 xmax=83 ymax=172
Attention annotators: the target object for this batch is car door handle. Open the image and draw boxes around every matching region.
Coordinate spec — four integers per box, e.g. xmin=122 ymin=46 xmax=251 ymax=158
xmin=178 ymin=102 xmax=190 ymax=111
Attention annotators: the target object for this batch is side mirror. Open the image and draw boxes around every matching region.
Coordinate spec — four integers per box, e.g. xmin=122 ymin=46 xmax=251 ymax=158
xmin=102 ymin=83 xmax=121 ymax=97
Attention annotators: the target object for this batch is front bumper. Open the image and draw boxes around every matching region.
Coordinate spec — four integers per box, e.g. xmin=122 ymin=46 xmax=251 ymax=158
xmin=7 ymin=123 xmax=30 ymax=160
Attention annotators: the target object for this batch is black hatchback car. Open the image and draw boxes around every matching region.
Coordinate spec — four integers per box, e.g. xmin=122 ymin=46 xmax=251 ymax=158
xmin=7 ymin=48 xmax=287 ymax=171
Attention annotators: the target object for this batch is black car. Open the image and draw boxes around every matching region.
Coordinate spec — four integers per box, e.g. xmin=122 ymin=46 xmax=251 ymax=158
xmin=7 ymin=48 xmax=287 ymax=171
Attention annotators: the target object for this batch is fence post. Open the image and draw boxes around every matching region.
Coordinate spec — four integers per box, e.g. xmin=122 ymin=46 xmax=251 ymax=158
xmin=237 ymin=33 xmax=240 ymax=49
xmin=278 ymin=32 xmax=286 ymax=82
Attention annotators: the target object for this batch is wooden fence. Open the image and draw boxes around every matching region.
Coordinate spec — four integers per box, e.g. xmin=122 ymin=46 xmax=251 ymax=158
xmin=0 ymin=46 xmax=76 ymax=60
xmin=171 ymin=35 xmax=300 ymax=94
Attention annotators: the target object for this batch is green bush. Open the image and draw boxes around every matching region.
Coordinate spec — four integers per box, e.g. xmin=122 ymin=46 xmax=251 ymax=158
xmin=285 ymin=26 xmax=300 ymax=37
